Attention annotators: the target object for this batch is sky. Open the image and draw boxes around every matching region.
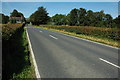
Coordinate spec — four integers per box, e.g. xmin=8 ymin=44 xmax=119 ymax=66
xmin=2 ymin=2 xmax=119 ymax=18
xmin=2 ymin=0 xmax=120 ymax=2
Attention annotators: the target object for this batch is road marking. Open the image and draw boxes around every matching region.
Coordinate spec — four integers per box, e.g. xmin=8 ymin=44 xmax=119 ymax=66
xmin=38 ymin=27 xmax=119 ymax=49
xmin=61 ymin=33 xmax=119 ymax=50
xmin=26 ymin=28 xmax=41 ymax=79
xmin=49 ymin=35 xmax=58 ymax=40
xmin=39 ymin=31 xmax=43 ymax=33
xmin=99 ymin=58 xmax=120 ymax=69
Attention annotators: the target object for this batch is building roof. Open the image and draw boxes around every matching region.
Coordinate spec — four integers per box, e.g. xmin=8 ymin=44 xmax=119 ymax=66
xmin=10 ymin=16 xmax=24 ymax=20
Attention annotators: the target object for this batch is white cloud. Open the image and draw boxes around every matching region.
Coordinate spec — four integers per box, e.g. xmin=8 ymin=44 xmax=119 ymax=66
xmin=1 ymin=0 xmax=120 ymax=2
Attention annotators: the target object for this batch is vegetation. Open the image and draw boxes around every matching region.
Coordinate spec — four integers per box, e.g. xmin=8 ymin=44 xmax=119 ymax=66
xmin=2 ymin=24 xmax=35 ymax=79
xmin=10 ymin=9 xmax=24 ymax=17
xmin=10 ymin=9 xmax=26 ymax=23
xmin=36 ymin=25 xmax=119 ymax=47
xmin=1 ymin=6 xmax=119 ymax=79
xmin=51 ymin=8 xmax=119 ymax=28
xmin=30 ymin=6 xmax=50 ymax=25
xmin=113 ymin=15 xmax=120 ymax=27
xmin=0 ymin=14 xmax=9 ymax=24
xmin=52 ymin=14 xmax=67 ymax=25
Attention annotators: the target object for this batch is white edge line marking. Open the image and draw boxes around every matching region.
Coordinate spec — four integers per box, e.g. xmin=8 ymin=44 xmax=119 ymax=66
xmin=62 ymin=33 xmax=119 ymax=49
xmin=26 ymin=28 xmax=41 ymax=78
xmin=37 ymin=27 xmax=119 ymax=49
xmin=39 ymin=31 xmax=43 ymax=33
xmin=49 ymin=35 xmax=58 ymax=39
xmin=99 ymin=58 xmax=120 ymax=69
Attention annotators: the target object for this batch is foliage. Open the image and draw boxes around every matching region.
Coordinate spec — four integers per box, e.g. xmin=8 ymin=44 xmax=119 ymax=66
xmin=41 ymin=25 xmax=120 ymax=41
xmin=10 ymin=9 xmax=24 ymax=17
xmin=51 ymin=8 xmax=119 ymax=28
xmin=30 ymin=6 xmax=49 ymax=25
xmin=10 ymin=9 xmax=26 ymax=23
xmin=2 ymin=24 xmax=35 ymax=79
xmin=78 ymin=8 xmax=87 ymax=26
xmin=10 ymin=19 xmax=16 ymax=24
xmin=52 ymin=14 xmax=67 ymax=25
xmin=114 ymin=15 xmax=120 ymax=27
xmin=2 ymin=24 xmax=23 ymax=40
xmin=69 ymin=8 xmax=79 ymax=26
xmin=0 ymin=13 xmax=9 ymax=24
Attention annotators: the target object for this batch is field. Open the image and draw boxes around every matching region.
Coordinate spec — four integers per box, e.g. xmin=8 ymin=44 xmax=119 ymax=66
xmin=37 ymin=25 xmax=119 ymax=48
xmin=2 ymin=24 xmax=35 ymax=79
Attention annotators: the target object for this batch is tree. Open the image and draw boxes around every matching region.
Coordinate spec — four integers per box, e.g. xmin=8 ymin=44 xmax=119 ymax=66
xmin=10 ymin=9 xmax=23 ymax=17
xmin=114 ymin=15 xmax=120 ymax=28
xmin=29 ymin=6 xmax=49 ymax=25
xmin=69 ymin=8 xmax=79 ymax=26
xmin=10 ymin=9 xmax=26 ymax=23
xmin=52 ymin=14 xmax=67 ymax=25
xmin=92 ymin=10 xmax=107 ymax=27
xmin=85 ymin=10 xmax=95 ymax=26
xmin=78 ymin=8 xmax=87 ymax=26
xmin=66 ymin=14 xmax=70 ymax=25
xmin=104 ymin=14 xmax=113 ymax=27
xmin=51 ymin=8 xmax=116 ymax=28
xmin=0 ymin=14 xmax=9 ymax=24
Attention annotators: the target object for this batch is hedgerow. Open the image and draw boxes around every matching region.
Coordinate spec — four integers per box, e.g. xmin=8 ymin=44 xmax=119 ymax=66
xmin=2 ymin=24 xmax=24 ymax=40
xmin=41 ymin=25 xmax=120 ymax=41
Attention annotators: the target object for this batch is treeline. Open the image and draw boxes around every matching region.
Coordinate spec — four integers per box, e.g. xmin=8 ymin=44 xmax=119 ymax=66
xmin=29 ymin=6 xmax=119 ymax=28
xmin=52 ymin=8 xmax=120 ymax=28
xmin=0 ymin=14 xmax=9 ymax=24
xmin=0 ymin=9 xmax=26 ymax=24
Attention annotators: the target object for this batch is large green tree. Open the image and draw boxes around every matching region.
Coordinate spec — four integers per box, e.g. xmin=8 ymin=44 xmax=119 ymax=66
xmin=95 ymin=10 xmax=106 ymax=27
xmin=10 ymin=9 xmax=24 ymax=17
xmin=104 ymin=14 xmax=113 ymax=27
xmin=52 ymin=14 xmax=67 ymax=25
xmin=10 ymin=9 xmax=26 ymax=23
xmin=85 ymin=10 xmax=95 ymax=26
xmin=78 ymin=8 xmax=87 ymax=26
xmin=0 ymin=13 xmax=9 ymax=24
xmin=30 ymin=6 xmax=49 ymax=25
xmin=69 ymin=8 xmax=79 ymax=26
xmin=114 ymin=15 xmax=120 ymax=28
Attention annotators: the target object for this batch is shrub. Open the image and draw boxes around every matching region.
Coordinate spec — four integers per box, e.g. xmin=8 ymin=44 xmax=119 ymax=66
xmin=2 ymin=23 xmax=24 ymax=40
xmin=2 ymin=23 xmax=25 ymax=79
xmin=41 ymin=25 xmax=120 ymax=41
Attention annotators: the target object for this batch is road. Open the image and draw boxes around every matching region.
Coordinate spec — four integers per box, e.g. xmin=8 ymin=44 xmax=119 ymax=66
xmin=26 ymin=25 xmax=119 ymax=78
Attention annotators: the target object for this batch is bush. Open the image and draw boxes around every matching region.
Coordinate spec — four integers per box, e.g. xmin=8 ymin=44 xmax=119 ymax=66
xmin=2 ymin=23 xmax=24 ymax=40
xmin=2 ymin=23 xmax=26 ymax=79
xmin=41 ymin=25 xmax=120 ymax=41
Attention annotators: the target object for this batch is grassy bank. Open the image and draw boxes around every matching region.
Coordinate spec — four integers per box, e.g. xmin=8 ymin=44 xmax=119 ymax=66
xmin=35 ymin=25 xmax=119 ymax=48
xmin=2 ymin=24 xmax=35 ymax=79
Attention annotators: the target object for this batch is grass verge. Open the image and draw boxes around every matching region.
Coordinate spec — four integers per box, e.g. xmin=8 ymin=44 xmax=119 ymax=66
xmin=35 ymin=25 xmax=119 ymax=48
xmin=2 ymin=26 xmax=36 ymax=80
xmin=12 ymin=27 xmax=36 ymax=79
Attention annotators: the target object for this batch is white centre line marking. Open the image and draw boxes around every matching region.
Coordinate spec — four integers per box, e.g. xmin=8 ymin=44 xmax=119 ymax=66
xmin=99 ymin=58 xmax=120 ymax=69
xmin=49 ymin=35 xmax=58 ymax=40
xmin=39 ymin=31 xmax=43 ymax=33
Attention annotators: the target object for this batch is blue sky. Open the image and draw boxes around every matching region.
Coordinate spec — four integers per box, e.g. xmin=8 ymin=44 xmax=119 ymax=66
xmin=2 ymin=2 xmax=118 ymax=18
xmin=2 ymin=0 xmax=119 ymax=2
